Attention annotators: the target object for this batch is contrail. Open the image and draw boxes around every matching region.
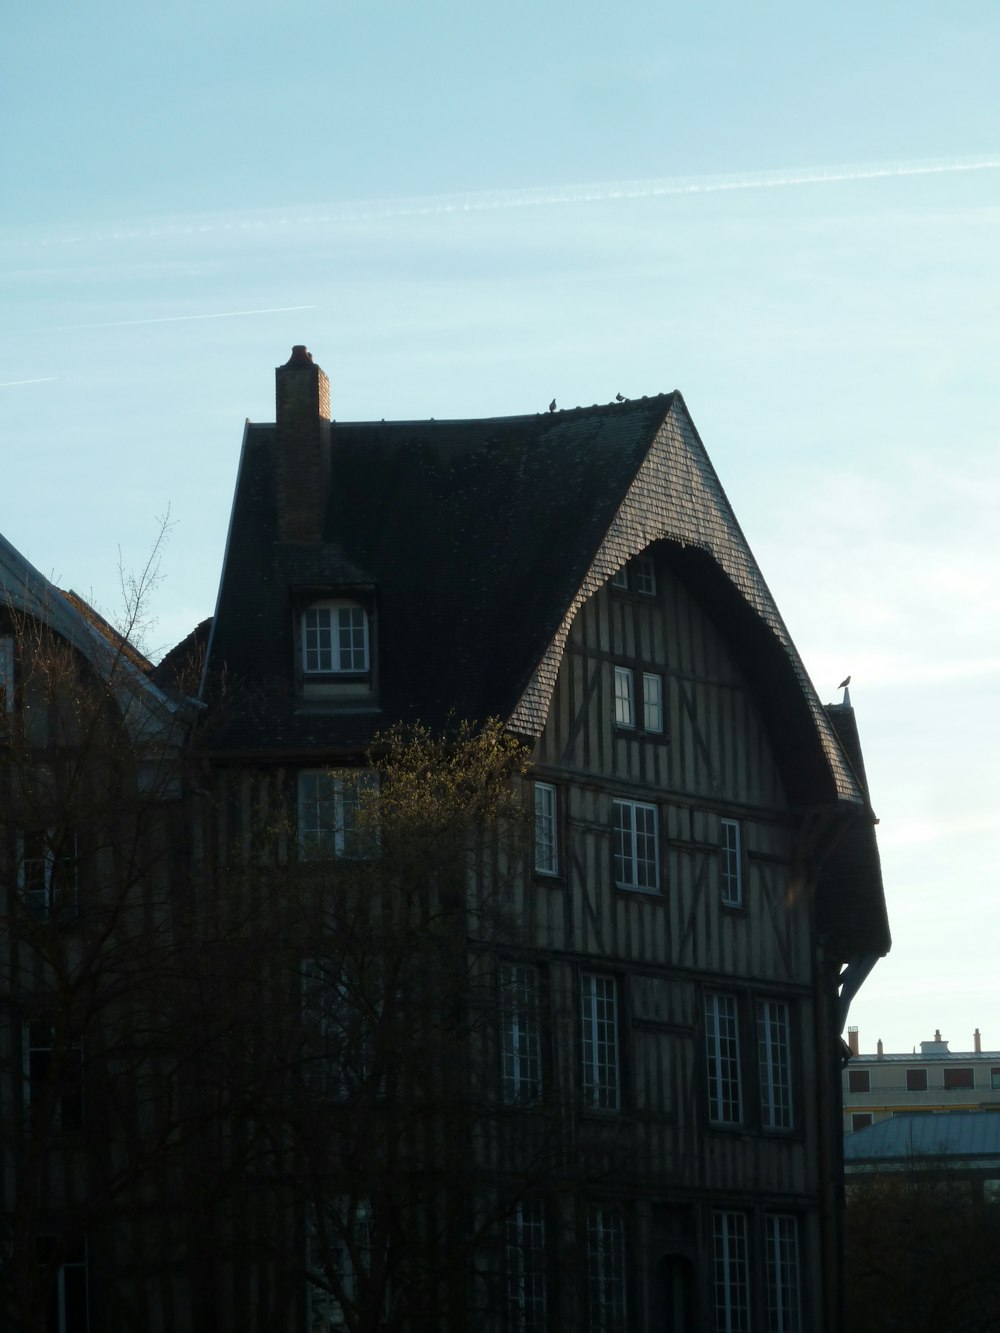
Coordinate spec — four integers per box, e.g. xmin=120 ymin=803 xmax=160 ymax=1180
xmin=37 ymin=304 xmax=316 ymax=333
xmin=0 ymin=376 xmax=59 ymax=388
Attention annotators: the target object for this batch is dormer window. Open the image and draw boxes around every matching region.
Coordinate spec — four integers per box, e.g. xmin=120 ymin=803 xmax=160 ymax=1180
xmin=302 ymin=601 xmax=369 ymax=675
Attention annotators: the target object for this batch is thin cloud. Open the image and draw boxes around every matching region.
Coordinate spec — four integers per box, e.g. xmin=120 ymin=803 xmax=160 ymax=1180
xmin=0 ymin=376 xmax=59 ymax=388
xmin=35 ymin=304 xmax=316 ymax=334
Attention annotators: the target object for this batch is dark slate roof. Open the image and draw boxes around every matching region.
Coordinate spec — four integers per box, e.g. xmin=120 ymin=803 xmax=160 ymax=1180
xmin=201 ymin=388 xmax=862 ymax=811
xmin=845 ymin=1113 xmax=1000 ymax=1166
xmin=820 ymin=704 xmax=891 ymax=957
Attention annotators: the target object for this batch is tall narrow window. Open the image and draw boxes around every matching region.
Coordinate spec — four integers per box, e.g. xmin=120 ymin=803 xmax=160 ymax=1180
xmin=0 ymin=634 xmax=13 ymax=713
xmin=37 ymin=1237 xmax=89 ymax=1333
xmin=302 ymin=601 xmax=369 ymax=674
xmin=642 ymin=673 xmax=663 ymax=733
xmin=24 ymin=1023 xmax=84 ymax=1130
xmin=720 ymin=819 xmax=743 ymax=907
xmin=613 ymin=667 xmax=634 ymax=728
xmin=580 ymin=973 xmax=620 ymax=1111
xmin=757 ymin=999 xmax=793 ymax=1129
xmin=298 ymin=771 xmax=378 ymax=860
xmin=500 ymin=963 xmax=542 ymax=1104
xmin=586 ymin=1205 xmax=627 ymax=1332
xmin=713 ymin=1211 xmax=750 ymax=1333
xmin=705 ymin=993 xmax=743 ymax=1125
xmin=18 ymin=829 xmax=80 ymax=922
xmin=533 ymin=782 xmax=558 ymax=875
xmin=506 ymin=1200 xmax=547 ymax=1332
xmin=635 ymin=556 xmax=656 ymax=596
xmin=765 ymin=1214 xmax=802 ymax=1333
xmin=612 ymin=799 xmax=658 ymax=892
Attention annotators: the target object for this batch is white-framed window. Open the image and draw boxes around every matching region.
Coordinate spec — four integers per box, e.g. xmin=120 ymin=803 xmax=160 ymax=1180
xmin=18 ymin=829 xmax=80 ymax=922
xmin=24 ymin=1022 xmax=84 ymax=1130
xmin=307 ymin=1197 xmax=376 ymax=1330
xmin=612 ymin=667 xmax=634 ymax=728
xmin=721 ymin=819 xmax=743 ymax=907
xmin=533 ymin=782 xmax=558 ymax=875
xmin=506 ymin=1199 xmax=547 ymax=1332
xmin=635 ymin=556 xmax=656 ymax=596
xmin=765 ymin=1214 xmax=802 ymax=1333
xmin=610 ymin=567 xmax=629 ymax=590
xmin=705 ymin=992 xmax=743 ymax=1125
xmin=298 ymin=770 xmax=378 ymax=860
xmin=580 ymin=973 xmax=620 ymax=1111
xmin=37 ymin=1236 xmax=89 ymax=1333
xmin=758 ymin=999 xmax=793 ymax=1129
xmin=586 ymin=1204 xmax=627 ymax=1332
xmin=612 ymin=799 xmax=658 ymax=892
xmin=0 ymin=634 xmax=13 ymax=713
xmin=500 ymin=962 xmax=542 ymax=1104
xmin=302 ymin=601 xmax=369 ymax=674
xmin=712 ymin=1211 xmax=750 ymax=1333
xmin=642 ymin=673 xmax=663 ymax=733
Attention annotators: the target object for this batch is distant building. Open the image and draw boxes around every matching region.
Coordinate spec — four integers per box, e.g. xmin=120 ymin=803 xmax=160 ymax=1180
xmin=842 ymin=1028 xmax=1000 ymax=1133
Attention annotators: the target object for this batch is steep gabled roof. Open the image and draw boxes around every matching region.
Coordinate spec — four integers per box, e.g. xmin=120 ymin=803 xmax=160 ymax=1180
xmin=204 ymin=389 xmax=862 ymax=810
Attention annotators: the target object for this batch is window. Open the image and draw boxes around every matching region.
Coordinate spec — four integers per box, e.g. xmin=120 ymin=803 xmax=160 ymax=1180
xmin=612 ymin=799 xmax=658 ymax=892
xmin=298 ymin=770 xmax=378 ymax=860
xmin=848 ymin=1069 xmax=870 ymax=1094
xmin=944 ymin=1067 xmax=975 ymax=1090
xmin=720 ymin=819 xmax=742 ymax=907
xmin=500 ymin=963 xmax=542 ymax=1104
xmin=302 ymin=601 xmax=369 ymax=674
xmin=906 ymin=1068 xmax=928 ymax=1092
xmin=0 ymin=634 xmax=13 ymax=712
xmin=506 ymin=1200 xmax=547 ymax=1332
xmin=642 ymin=673 xmax=663 ymax=733
xmin=851 ymin=1113 xmax=873 ymax=1131
xmin=610 ymin=567 xmax=629 ymax=590
xmin=613 ymin=667 xmax=634 ymax=728
xmin=765 ymin=1215 xmax=801 ymax=1333
xmin=635 ymin=557 xmax=656 ymax=596
xmin=37 ymin=1237 xmax=89 ymax=1333
xmin=712 ymin=1211 xmax=750 ymax=1333
xmin=705 ymin=993 xmax=743 ymax=1125
xmin=586 ymin=1205 xmax=627 ymax=1332
xmin=580 ymin=974 xmax=620 ymax=1111
xmin=992 ymin=1067 xmax=1000 ymax=1090
xmin=757 ymin=999 xmax=793 ymax=1129
xmin=533 ymin=782 xmax=558 ymax=875
xmin=24 ymin=1023 xmax=83 ymax=1130
xmin=307 ymin=1198 xmax=376 ymax=1330
xmin=18 ymin=829 xmax=79 ymax=922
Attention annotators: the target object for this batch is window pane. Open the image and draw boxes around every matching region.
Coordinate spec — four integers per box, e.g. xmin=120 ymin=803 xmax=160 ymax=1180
xmin=713 ymin=1211 xmax=750 ymax=1333
xmin=642 ymin=673 xmax=663 ymax=733
xmin=534 ymin=783 xmax=558 ymax=874
xmin=610 ymin=567 xmax=629 ymax=590
xmin=500 ymin=963 xmax=542 ymax=1104
xmin=757 ymin=1000 xmax=793 ymax=1129
xmin=506 ymin=1200 xmax=547 ymax=1332
xmin=766 ymin=1214 xmax=801 ymax=1333
xmin=705 ymin=994 xmax=742 ymax=1124
xmin=635 ymin=557 xmax=656 ymax=596
xmin=580 ymin=974 xmax=619 ymax=1111
xmin=303 ymin=607 xmax=334 ymax=673
xmin=586 ymin=1205 xmax=626 ymax=1332
xmin=299 ymin=771 xmax=378 ymax=860
xmin=720 ymin=819 xmax=742 ymax=906
xmin=848 ymin=1069 xmax=870 ymax=1093
xmin=906 ymin=1068 xmax=927 ymax=1091
xmin=944 ymin=1067 xmax=974 ymax=1089
xmin=613 ymin=800 xmax=658 ymax=892
xmin=336 ymin=606 xmax=368 ymax=671
xmin=613 ymin=667 xmax=634 ymax=727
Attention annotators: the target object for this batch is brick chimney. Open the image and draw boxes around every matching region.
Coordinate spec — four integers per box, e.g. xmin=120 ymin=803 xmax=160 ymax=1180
xmin=847 ymin=1026 xmax=859 ymax=1057
xmin=274 ymin=346 xmax=331 ymax=544
xmin=877 ymin=1039 xmax=884 ymax=1057
xmin=975 ymin=1028 xmax=982 ymax=1053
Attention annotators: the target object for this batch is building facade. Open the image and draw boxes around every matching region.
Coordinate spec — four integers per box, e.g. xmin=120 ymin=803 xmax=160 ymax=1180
xmin=190 ymin=347 xmax=891 ymax=1333
xmin=843 ymin=1029 xmax=1000 ymax=1133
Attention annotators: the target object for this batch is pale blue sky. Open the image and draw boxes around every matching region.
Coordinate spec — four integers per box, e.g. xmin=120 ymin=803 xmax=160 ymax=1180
xmin=2 ymin=2 xmax=999 ymax=1054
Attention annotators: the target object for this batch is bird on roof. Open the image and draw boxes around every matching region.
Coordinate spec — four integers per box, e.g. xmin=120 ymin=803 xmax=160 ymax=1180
xmin=549 ymin=399 xmax=556 ymax=413
xmin=838 ymin=675 xmax=851 ymax=690
xmin=615 ymin=392 xmax=626 ymax=403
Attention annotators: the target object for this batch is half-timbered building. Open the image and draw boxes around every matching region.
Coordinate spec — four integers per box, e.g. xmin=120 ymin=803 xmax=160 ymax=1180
xmin=197 ymin=346 xmax=890 ymax=1333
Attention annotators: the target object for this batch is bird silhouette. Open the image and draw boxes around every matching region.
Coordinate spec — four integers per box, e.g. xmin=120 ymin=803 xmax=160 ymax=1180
xmin=549 ymin=399 xmax=556 ymax=413
xmin=615 ymin=392 xmax=625 ymax=403
xmin=838 ymin=675 xmax=851 ymax=690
